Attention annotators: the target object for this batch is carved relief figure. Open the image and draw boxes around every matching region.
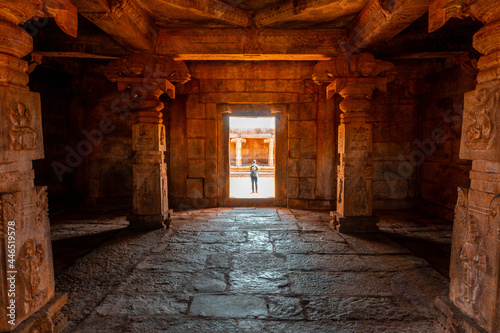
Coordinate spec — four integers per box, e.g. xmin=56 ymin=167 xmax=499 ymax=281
xmin=338 ymin=178 xmax=343 ymax=204
xmin=458 ymin=214 xmax=487 ymax=316
xmin=352 ymin=176 xmax=368 ymax=215
xmin=466 ymin=88 xmax=497 ymax=149
xmin=489 ymin=195 xmax=500 ymax=241
xmin=137 ymin=177 xmax=154 ymax=207
xmin=352 ymin=126 xmax=369 ymax=150
xmin=19 ymin=240 xmax=46 ymax=316
xmin=455 ymin=187 xmax=468 ymax=227
xmin=160 ymin=126 xmax=166 ymax=146
xmin=10 ymin=102 xmax=38 ymax=151
xmin=36 ymin=187 xmax=49 ymax=226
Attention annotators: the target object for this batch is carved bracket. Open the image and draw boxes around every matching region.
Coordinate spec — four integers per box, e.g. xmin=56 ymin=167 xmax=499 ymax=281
xmin=313 ymin=53 xmax=396 ymax=86
xmin=104 ymin=53 xmax=191 ymax=85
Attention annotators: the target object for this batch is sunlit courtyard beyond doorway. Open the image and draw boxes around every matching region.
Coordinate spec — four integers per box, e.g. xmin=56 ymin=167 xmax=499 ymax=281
xmin=229 ymin=116 xmax=275 ymax=199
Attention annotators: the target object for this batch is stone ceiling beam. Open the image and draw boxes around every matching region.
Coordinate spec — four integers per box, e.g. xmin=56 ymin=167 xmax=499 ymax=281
xmin=71 ymin=0 xmax=158 ymax=53
xmin=345 ymin=0 xmax=433 ymax=53
xmin=156 ymin=28 xmax=345 ymax=61
xmin=254 ymin=0 xmax=368 ymax=28
xmin=152 ymin=0 xmax=252 ymax=27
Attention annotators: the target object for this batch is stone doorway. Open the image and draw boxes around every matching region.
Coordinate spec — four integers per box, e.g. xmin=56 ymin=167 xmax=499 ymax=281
xmin=217 ymin=104 xmax=288 ymax=207
xmin=229 ymin=116 xmax=276 ymax=199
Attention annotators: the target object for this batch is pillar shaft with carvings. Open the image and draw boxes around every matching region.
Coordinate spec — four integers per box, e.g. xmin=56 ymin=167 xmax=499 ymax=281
xmin=429 ymin=1 xmax=500 ymax=332
xmin=105 ymin=54 xmax=191 ymax=230
xmin=0 ymin=0 xmax=77 ymax=331
xmin=313 ymin=53 xmax=395 ymax=233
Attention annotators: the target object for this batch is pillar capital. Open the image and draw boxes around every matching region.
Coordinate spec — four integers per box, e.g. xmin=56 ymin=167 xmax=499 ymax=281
xmin=313 ymin=53 xmax=396 ymax=90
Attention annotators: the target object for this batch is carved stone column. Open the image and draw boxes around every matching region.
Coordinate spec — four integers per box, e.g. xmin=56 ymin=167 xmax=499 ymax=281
xmin=429 ymin=1 xmax=500 ymax=332
xmin=0 ymin=1 xmax=77 ymax=331
xmin=313 ymin=53 xmax=395 ymax=233
xmin=105 ymin=54 xmax=191 ymax=230
xmin=231 ymin=138 xmax=246 ymax=167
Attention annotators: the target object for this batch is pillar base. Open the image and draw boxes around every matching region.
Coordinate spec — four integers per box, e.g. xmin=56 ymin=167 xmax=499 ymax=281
xmin=330 ymin=211 xmax=379 ymax=233
xmin=10 ymin=293 xmax=67 ymax=333
xmin=127 ymin=209 xmax=172 ymax=230
xmin=435 ymin=296 xmax=487 ymax=333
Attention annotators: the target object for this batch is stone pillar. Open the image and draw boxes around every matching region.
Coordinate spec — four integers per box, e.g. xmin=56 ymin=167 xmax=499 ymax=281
xmin=0 ymin=0 xmax=77 ymax=330
xmin=265 ymin=138 xmax=275 ymax=167
xmin=313 ymin=53 xmax=395 ymax=233
xmin=231 ymin=138 xmax=246 ymax=167
xmin=104 ymin=54 xmax=191 ymax=230
xmin=129 ymin=81 xmax=172 ymax=230
xmin=429 ymin=1 xmax=500 ymax=332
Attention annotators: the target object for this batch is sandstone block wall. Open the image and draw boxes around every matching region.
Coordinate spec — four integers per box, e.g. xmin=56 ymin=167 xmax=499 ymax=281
xmin=168 ymin=61 xmax=337 ymax=209
xmin=31 ymin=60 xmax=455 ymax=213
xmin=417 ymin=65 xmax=475 ymax=220
xmin=370 ymin=83 xmax=419 ymax=208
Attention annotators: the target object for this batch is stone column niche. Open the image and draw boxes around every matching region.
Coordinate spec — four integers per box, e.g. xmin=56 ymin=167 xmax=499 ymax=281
xmin=0 ymin=0 xmax=77 ymax=331
xmin=105 ymin=54 xmax=191 ymax=230
xmin=313 ymin=54 xmax=395 ymax=233
xmin=429 ymin=1 xmax=500 ymax=332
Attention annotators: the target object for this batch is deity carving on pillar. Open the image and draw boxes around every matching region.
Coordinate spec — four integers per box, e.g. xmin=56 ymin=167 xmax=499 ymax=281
xmin=10 ymin=102 xmax=38 ymax=151
xmin=19 ymin=239 xmax=46 ymax=317
xmin=465 ymin=88 xmax=497 ymax=150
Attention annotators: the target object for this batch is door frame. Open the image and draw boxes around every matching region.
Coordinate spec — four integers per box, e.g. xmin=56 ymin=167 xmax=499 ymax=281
xmin=217 ymin=104 xmax=288 ymax=207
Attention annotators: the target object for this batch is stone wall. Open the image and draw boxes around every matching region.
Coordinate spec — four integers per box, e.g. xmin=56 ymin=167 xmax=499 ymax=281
xmin=370 ymin=82 xmax=419 ymax=208
xmin=32 ymin=60 xmax=434 ymax=212
xmin=416 ymin=65 xmax=475 ymax=220
xmin=168 ymin=61 xmax=337 ymax=209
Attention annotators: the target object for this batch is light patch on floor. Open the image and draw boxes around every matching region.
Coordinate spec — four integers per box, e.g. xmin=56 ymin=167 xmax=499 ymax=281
xmin=230 ymin=176 xmax=275 ymax=198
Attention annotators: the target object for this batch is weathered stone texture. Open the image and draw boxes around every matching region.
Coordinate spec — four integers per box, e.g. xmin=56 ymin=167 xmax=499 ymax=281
xmin=417 ymin=65 xmax=475 ymax=220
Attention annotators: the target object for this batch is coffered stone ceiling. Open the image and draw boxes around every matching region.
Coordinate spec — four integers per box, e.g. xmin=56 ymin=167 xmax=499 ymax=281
xmin=34 ymin=0 xmax=480 ymax=61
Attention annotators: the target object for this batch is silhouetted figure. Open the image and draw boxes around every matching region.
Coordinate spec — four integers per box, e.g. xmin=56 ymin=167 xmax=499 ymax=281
xmin=249 ymin=160 xmax=260 ymax=193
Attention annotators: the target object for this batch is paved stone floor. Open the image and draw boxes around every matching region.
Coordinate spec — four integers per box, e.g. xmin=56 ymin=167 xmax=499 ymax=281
xmin=56 ymin=208 xmax=449 ymax=332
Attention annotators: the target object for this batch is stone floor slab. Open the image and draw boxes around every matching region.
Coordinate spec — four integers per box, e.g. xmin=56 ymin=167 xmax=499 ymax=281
xmin=55 ymin=208 xmax=450 ymax=332
xmin=189 ymin=295 xmax=268 ymax=318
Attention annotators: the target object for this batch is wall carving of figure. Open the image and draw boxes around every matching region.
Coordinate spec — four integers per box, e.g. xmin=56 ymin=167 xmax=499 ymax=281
xmin=458 ymin=214 xmax=487 ymax=318
xmin=352 ymin=126 xmax=369 ymax=150
xmin=10 ymin=102 xmax=38 ymax=151
xmin=466 ymin=88 xmax=497 ymax=150
xmin=19 ymin=239 xmax=46 ymax=317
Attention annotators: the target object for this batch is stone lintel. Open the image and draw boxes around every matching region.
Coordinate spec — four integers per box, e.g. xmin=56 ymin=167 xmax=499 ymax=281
xmin=156 ymin=28 xmax=345 ymax=59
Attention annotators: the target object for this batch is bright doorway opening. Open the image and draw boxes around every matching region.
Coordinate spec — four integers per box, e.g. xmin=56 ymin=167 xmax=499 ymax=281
xmin=229 ymin=116 xmax=275 ymax=198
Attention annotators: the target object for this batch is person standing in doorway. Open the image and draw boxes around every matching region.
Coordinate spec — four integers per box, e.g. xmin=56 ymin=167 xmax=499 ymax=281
xmin=249 ymin=160 xmax=260 ymax=194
